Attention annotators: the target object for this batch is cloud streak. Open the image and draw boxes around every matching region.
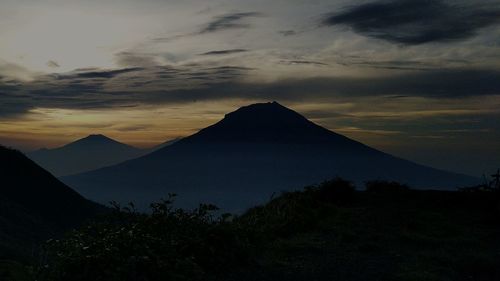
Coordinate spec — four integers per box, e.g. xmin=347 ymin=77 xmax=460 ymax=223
xmin=200 ymin=12 xmax=262 ymax=33
xmin=1 ymin=64 xmax=499 ymax=119
xmin=279 ymin=60 xmax=328 ymax=66
xmin=199 ymin=49 xmax=248 ymax=56
xmin=324 ymin=0 xmax=500 ymax=44
xmin=56 ymin=67 xmax=144 ymax=80
xmin=151 ymin=12 xmax=261 ymax=43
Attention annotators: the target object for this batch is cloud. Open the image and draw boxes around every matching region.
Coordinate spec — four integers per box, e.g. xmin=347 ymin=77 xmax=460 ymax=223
xmin=0 ymin=60 xmax=35 ymax=81
xmin=114 ymin=124 xmax=151 ymax=132
xmin=250 ymin=69 xmax=500 ymax=99
xmin=115 ymin=52 xmax=158 ymax=67
xmin=55 ymin=67 xmax=144 ymax=80
xmin=1 ymin=64 xmax=499 ymax=120
xmin=151 ymin=12 xmax=261 ymax=43
xmin=0 ymin=99 xmax=34 ymax=118
xmin=335 ymin=126 xmax=403 ymax=136
xmin=279 ymin=30 xmax=297 ymax=36
xmin=323 ymin=0 xmax=500 ymax=44
xmin=200 ymin=12 xmax=261 ymax=33
xmin=0 ymin=64 xmax=255 ymax=117
xmin=46 ymin=60 xmax=60 ymax=68
xmin=199 ymin=49 xmax=248 ymax=56
xmin=279 ymin=60 xmax=328 ymax=66
xmin=341 ymin=58 xmax=470 ymax=71
xmin=151 ymin=34 xmax=193 ymax=43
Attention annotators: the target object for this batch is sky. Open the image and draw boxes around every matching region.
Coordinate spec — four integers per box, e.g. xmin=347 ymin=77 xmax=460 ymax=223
xmin=0 ymin=0 xmax=499 ymax=176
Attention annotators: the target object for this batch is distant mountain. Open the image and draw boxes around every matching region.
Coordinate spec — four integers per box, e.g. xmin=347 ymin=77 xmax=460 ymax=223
xmin=62 ymin=102 xmax=478 ymax=212
xmin=27 ymin=134 xmax=146 ymax=177
xmin=0 ymin=146 xmax=104 ymax=260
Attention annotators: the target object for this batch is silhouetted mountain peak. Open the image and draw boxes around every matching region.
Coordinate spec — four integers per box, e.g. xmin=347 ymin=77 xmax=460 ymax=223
xmin=89 ymin=133 xmax=106 ymax=138
xmin=65 ymin=134 xmax=132 ymax=149
xmin=182 ymin=102 xmax=351 ymax=144
xmin=27 ymin=134 xmax=145 ymax=176
xmin=223 ymin=101 xmax=306 ymax=124
xmin=81 ymin=134 xmax=113 ymax=142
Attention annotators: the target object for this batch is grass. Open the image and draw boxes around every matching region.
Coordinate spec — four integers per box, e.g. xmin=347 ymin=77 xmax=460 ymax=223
xmin=6 ymin=180 xmax=500 ymax=280
xmin=233 ymin=181 xmax=500 ymax=281
xmin=0 ymin=260 xmax=33 ymax=281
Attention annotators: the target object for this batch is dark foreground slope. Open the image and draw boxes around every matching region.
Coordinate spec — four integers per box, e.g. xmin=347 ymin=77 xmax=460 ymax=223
xmin=37 ymin=182 xmax=500 ymax=281
xmin=27 ymin=134 xmax=146 ymax=177
xmin=0 ymin=146 xmax=104 ymax=261
xmin=237 ymin=184 xmax=500 ymax=281
xmin=63 ymin=102 xmax=477 ymax=211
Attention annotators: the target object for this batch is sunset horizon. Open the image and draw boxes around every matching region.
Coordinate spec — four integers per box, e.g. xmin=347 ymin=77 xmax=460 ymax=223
xmin=2 ymin=1 xmax=499 ymax=177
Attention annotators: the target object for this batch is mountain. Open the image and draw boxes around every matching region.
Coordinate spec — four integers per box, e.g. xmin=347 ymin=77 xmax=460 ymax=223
xmin=62 ymin=102 xmax=478 ymax=212
xmin=0 ymin=146 xmax=104 ymax=260
xmin=147 ymin=137 xmax=181 ymax=152
xmin=27 ymin=134 xmax=146 ymax=177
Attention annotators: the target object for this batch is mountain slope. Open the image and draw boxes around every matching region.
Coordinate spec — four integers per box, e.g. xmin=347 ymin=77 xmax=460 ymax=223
xmin=0 ymin=146 xmax=104 ymax=260
xmin=147 ymin=137 xmax=181 ymax=152
xmin=27 ymin=134 xmax=145 ymax=177
xmin=62 ymin=102 xmax=478 ymax=211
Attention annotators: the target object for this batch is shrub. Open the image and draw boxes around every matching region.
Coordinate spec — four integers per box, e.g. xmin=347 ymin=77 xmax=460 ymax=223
xmin=365 ymin=180 xmax=409 ymax=193
xmin=37 ymin=179 xmax=358 ymax=279
xmin=239 ymin=178 xmax=355 ymax=239
xmin=239 ymin=190 xmax=319 ymax=238
xmin=37 ymin=195 xmax=252 ymax=281
xmin=315 ymin=178 xmax=356 ymax=204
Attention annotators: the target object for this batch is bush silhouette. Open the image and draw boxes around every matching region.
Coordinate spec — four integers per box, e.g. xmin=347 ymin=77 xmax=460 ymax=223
xmin=37 ymin=195 xmax=252 ymax=281
xmin=315 ymin=178 xmax=356 ymax=204
xmin=239 ymin=178 xmax=356 ymax=238
xmin=365 ymin=180 xmax=409 ymax=193
xmin=38 ymin=178 xmax=359 ymax=280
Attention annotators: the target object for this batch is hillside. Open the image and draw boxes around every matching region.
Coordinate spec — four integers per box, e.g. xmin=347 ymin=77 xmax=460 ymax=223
xmin=63 ymin=102 xmax=478 ymax=211
xmin=0 ymin=146 xmax=104 ymax=261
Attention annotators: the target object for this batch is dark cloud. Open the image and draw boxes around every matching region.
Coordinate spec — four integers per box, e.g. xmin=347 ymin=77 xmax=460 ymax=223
xmin=249 ymin=69 xmax=500 ymax=99
xmin=0 ymin=65 xmax=252 ymax=117
xmin=74 ymin=67 xmax=143 ymax=79
xmin=346 ymin=59 xmax=462 ymax=71
xmin=55 ymin=67 xmax=144 ymax=80
xmin=200 ymin=12 xmax=261 ymax=33
xmin=324 ymin=0 xmax=500 ymax=44
xmin=199 ymin=49 xmax=248 ymax=56
xmin=1 ymin=65 xmax=499 ymax=118
xmin=0 ymin=97 xmax=34 ymax=118
xmin=279 ymin=30 xmax=297 ymax=36
xmin=46 ymin=60 xmax=60 ymax=68
xmin=279 ymin=60 xmax=328 ymax=66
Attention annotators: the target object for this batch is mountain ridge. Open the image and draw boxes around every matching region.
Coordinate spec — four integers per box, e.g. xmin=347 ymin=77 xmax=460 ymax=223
xmin=27 ymin=134 xmax=145 ymax=177
xmin=63 ymin=102 xmax=478 ymax=211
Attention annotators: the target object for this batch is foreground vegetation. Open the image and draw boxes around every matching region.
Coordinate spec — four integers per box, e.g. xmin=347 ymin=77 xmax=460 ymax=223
xmin=3 ymin=179 xmax=500 ymax=281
